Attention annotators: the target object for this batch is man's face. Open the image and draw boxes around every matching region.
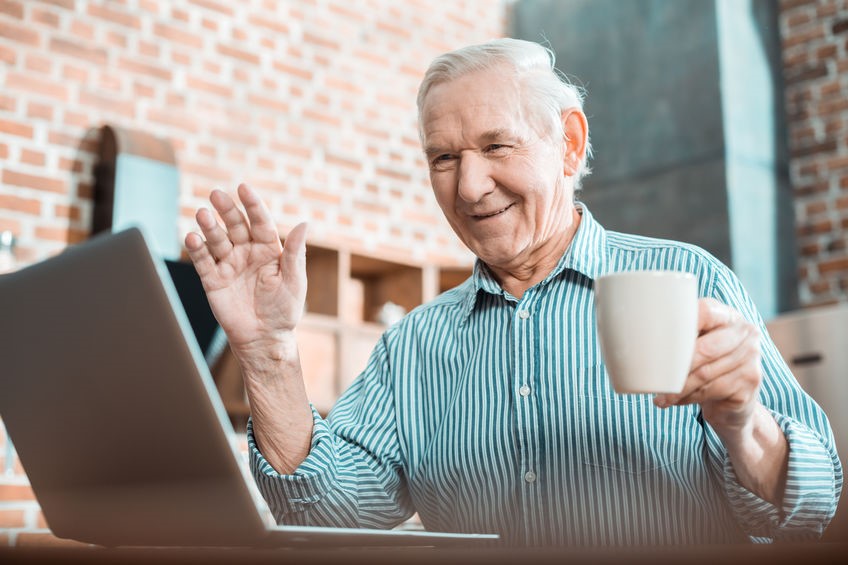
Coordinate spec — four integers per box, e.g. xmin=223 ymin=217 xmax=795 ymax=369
xmin=421 ymin=67 xmax=576 ymax=272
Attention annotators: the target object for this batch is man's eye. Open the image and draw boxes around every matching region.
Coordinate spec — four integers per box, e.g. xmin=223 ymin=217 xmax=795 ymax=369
xmin=431 ymin=154 xmax=456 ymax=167
xmin=485 ymin=144 xmax=509 ymax=153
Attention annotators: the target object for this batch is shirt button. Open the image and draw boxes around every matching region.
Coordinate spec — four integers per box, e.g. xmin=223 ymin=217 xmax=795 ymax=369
xmin=524 ymin=471 xmax=537 ymax=483
xmin=517 ymin=309 xmax=530 ymax=320
xmin=519 ymin=385 xmax=531 ymax=397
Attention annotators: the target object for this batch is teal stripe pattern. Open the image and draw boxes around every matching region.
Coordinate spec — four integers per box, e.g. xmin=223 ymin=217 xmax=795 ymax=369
xmin=248 ymin=204 xmax=842 ymax=546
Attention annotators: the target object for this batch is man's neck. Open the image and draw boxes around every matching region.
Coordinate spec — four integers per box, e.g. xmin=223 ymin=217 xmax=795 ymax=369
xmin=488 ymin=207 xmax=582 ymax=300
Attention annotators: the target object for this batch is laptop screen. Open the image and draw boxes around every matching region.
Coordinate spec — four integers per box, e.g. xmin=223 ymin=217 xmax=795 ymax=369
xmin=164 ymin=260 xmax=223 ymax=365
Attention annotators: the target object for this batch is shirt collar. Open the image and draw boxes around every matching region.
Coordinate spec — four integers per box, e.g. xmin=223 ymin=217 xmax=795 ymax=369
xmin=457 ymin=203 xmax=611 ymax=323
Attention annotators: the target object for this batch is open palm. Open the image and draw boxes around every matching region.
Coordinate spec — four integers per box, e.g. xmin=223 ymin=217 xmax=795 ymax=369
xmin=185 ymin=184 xmax=307 ymax=352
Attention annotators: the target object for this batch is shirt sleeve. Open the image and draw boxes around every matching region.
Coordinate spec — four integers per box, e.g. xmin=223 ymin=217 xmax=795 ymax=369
xmin=721 ymin=410 xmax=841 ymax=540
xmin=702 ymin=261 xmax=843 ymax=540
xmin=246 ymin=334 xmax=415 ymax=529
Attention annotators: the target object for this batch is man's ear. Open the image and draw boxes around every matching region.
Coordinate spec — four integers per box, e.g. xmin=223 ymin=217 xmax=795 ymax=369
xmin=561 ymin=108 xmax=588 ymax=177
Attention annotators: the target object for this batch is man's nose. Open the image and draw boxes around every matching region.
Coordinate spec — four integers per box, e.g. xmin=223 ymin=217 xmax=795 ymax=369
xmin=457 ymin=153 xmax=495 ymax=203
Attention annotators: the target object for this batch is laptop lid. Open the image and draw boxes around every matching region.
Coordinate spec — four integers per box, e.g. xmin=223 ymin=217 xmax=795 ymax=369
xmin=0 ymin=228 xmax=497 ymax=548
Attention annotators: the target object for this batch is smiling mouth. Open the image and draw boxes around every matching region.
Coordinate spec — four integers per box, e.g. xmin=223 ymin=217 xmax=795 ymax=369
xmin=471 ymin=203 xmax=514 ymax=219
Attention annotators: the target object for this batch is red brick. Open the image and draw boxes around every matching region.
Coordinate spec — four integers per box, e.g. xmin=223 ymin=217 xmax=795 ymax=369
xmin=0 ymin=118 xmax=34 ymax=138
xmin=797 ymin=219 xmax=833 ymax=237
xmin=0 ymin=0 xmax=23 ymax=18
xmin=325 ymin=152 xmax=363 ymax=171
xmin=26 ymin=101 xmax=53 ymax=120
xmin=816 ymin=1 xmax=838 ymax=18
xmin=118 ymin=57 xmax=172 ymax=81
xmin=133 ymin=81 xmax=156 ymax=98
xmin=0 ymin=217 xmax=22 ymax=235
xmin=63 ymin=110 xmax=89 ymax=129
xmin=154 ymin=22 xmax=203 ymax=48
xmin=804 ymin=200 xmax=828 ymax=216
xmin=76 ymin=182 xmax=94 ymax=200
xmin=216 ymin=43 xmax=260 ymax=64
xmin=819 ymin=257 xmax=848 ymax=274
xmin=87 ymin=2 xmax=141 ymax=29
xmin=61 ymin=63 xmax=88 ymax=82
xmin=376 ymin=167 xmax=412 ymax=182
xmin=302 ymin=188 xmax=341 ymax=205
xmin=78 ymin=90 xmax=135 ymax=119
xmin=786 ymin=10 xmax=812 ymax=28
xmin=49 ymin=36 xmax=108 ymax=66
xmin=188 ymin=0 xmax=233 ymax=15
xmin=0 ymin=508 xmax=25 ymax=528
xmin=20 ymin=149 xmax=46 ymax=166
xmin=246 ymin=93 xmax=290 ymax=114
xmin=0 ymin=194 xmax=41 ymax=216
xmin=800 ymin=242 xmax=820 ymax=255
xmin=69 ymin=20 xmax=95 ymax=41
xmin=0 ymin=94 xmax=15 ymax=111
xmin=792 ymin=139 xmax=837 ymax=158
xmin=273 ymin=61 xmax=313 ymax=81
xmin=0 ymin=483 xmax=35 ymax=500
xmin=146 ymin=108 xmax=197 ymax=131
xmin=201 ymin=17 xmax=217 ymax=31
xmin=34 ymin=225 xmax=88 ymax=244
xmin=0 ymin=19 xmax=39 ymax=45
xmin=31 ymin=6 xmax=60 ymax=27
xmin=5 ymin=72 xmax=70 ymax=102
xmin=247 ymin=14 xmax=288 ymax=34
xmin=826 ymin=155 xmax=848 ymax=171
xmin=55 ymin=204 xmax=81 ymax=221
xmin=0 ymin=143 xmax=7 ymax=159
xmin=2 ymin=169 xmax=66 ymax=194
xmin=35 ymin=0 xmax=75 ymax=8
xmin=58 ymin=157 xmax=85 ymax=174
xmin=782 ymin=24 xmax=827 ymax=49
xmin=0 ymin=42 xmax=14 ymax=65
xmin=809 ymin=280 xmax=831 ymax=294
xmin=169 ymin=49 xmax=190 ymax=66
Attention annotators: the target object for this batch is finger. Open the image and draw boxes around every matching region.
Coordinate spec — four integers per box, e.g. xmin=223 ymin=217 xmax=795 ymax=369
xmin=657 ymin=327 xmax=759 ymax=406
xmin=697 ymin=298 xmax=739 ymax=335
xmin=237 ymin=183 xmax=280 ymax=245
xmin=280 ymin=222 xmax=308 ymax=278
xmin=690 ymin=321 xmax=753 ymax=372
xmin=665 ymin=366 xmax=755 ymax=407
xmin=184 ymin=231 xmax=218 ymax=281
xmin=210 ymin=189 xmax=251 ymax=245
xmin=196 ymin=207 xmax=234 ymax=261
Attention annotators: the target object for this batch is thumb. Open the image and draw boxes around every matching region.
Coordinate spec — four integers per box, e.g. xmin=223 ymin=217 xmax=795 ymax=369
xmin=280 ymin=222 xmax=308 ymax=274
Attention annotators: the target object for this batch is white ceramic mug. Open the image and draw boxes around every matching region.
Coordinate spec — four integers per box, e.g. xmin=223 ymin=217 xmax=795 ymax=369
xmin=594 ymin=270 xmax=699 ymax=394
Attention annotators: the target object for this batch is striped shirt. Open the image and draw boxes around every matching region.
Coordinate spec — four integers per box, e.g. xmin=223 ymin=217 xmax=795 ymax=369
xmin=248 ymin=204 xmax=842 ymax=546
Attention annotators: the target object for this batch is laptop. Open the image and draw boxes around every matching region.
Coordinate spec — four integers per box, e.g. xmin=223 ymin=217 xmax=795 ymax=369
xmin=0 ymin=227 xmax=498 ymax=548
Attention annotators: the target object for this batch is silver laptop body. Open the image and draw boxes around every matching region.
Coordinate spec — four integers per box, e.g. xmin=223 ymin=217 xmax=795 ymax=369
xmin=0 ymin=228 xmax=498 ymax=548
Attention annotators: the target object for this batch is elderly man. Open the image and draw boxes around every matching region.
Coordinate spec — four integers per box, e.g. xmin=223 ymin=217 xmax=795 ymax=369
xmin=185 ymin=38 xmax=841 ymax=546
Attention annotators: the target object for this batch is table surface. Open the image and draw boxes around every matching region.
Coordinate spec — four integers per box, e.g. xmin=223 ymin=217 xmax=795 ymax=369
xmin=1 ymin=542 xmax=847 ymax=565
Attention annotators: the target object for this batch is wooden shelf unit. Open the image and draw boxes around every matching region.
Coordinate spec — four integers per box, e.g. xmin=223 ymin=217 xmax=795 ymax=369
xmin=211 ymin=242 xmax=472 ymax=429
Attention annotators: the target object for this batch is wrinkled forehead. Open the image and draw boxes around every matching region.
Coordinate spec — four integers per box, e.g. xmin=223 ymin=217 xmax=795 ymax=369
xmin=420 ymin=68 xmax=527 ymax=143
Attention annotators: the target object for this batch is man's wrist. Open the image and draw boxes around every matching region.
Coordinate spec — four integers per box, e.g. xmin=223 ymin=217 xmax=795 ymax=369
xmin=231 ymin=332 xmax=301 ymax=382
xmin=719 ymin=405 xmax=789 ymax=505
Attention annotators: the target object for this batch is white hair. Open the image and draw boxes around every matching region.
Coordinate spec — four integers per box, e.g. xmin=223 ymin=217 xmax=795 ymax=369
xmin=417 ymin=38 xmax=593 ymax=189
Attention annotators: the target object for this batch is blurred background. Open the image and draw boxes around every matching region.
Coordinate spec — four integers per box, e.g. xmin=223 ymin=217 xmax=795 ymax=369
xmin=0 ymin=0 xmax=846 ymax=548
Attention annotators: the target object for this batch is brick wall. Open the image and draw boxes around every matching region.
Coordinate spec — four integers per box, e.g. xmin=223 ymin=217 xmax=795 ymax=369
xmin=0 ymin=0 xmax=504 ymax=547
xmin=0 ymin=0 xmax=503 ymax=267
xmin=780 ymin=0 xmax=848 ymax=306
